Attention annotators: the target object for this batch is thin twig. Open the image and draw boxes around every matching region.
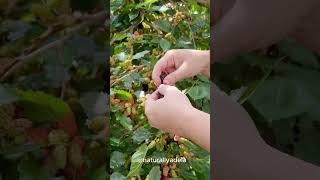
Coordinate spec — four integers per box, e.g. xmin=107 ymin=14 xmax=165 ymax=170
xmin=110 ymin=65 xmax=144 ymax=87
xmin=0 ymin=11 xmax=107 ymax=81
xmin=145 ymin=20 xmax=163 ymax=35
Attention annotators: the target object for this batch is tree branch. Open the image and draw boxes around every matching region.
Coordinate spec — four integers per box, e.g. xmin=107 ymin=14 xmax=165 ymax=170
xmin=110 ymin=65 xmax=144 ymax=87
xmin=0 ymin=11 xmax=107 ymax=81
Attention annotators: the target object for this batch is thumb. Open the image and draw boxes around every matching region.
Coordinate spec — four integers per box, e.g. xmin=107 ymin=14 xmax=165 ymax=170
xmin=145 ymin=91 xmax=158 ymax=107
xmin=163 ymin=64 xmax=188 ymax=85
xmin=157 ymin=84 xmax=171 ymax=96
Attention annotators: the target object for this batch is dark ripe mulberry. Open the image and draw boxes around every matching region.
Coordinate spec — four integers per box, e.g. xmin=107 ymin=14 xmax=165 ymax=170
xmin=160 ymin=72 xmax=167 ymax=84
xmin=158 ymin=72 xmax=167 ymax=99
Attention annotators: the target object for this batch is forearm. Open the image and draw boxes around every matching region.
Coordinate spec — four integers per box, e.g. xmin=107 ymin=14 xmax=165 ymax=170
xmin=181 ymin=107 xmax=210 ymax=152
xmin=212 ymin=83 xmax=320 ymax=179
xmin=213 ymin=0 xmax=319 ymax=63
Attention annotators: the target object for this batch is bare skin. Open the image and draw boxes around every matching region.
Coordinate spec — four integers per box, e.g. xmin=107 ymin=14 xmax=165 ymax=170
xmin=145 ymin=50 xmax=210 ymax=152
xmin=145 ymin=85 xmax=210 ymax=151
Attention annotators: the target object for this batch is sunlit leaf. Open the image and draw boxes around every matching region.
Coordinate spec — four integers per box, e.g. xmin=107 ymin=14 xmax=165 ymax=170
xmin=159 ymin=38 xmax=171 ymax=51
xmin=148 ymin=166 xmax=161 ymax=180
xmin=132 ymin=50 xmax=150 ymax=60
xmin=110 ymin=151 xmax=126 ymax=169
xmin=127 ymin=144 xmax=148 ymax=177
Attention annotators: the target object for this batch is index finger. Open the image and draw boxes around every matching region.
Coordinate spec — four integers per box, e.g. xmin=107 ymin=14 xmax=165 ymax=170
xmin=152 ymin=59 xmax=166 ymax=87
xmin=152 ymin=53 xmax=175 ymax=86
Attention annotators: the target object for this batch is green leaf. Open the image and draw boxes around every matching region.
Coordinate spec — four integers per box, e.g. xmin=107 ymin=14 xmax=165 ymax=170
xmin=142 ymin=22 xmax=151 ymax=29
xmin=0 ymin=85 xmax=18 ymax=105
xmin=110 ymin=151 xmax=126 ymax=169
xmin=111 ymin=0 xmax=124 ymax=8
xmin=110 ymin=172 xmax=126 ymax=180
xmin=110 ymin=137 xmax=122 ymax=147
xmin=189 ymin=158 xmax=210 ymax=178
xmin=144 ymin=0 xmax=158 ymax=5
xmin=278 ymin=39 xmax=319 ymax=68
xmin=112 ymin=33 xmax=127 ymax=42
xmin=176 ymin=37 xmax=192 ymax=48
xmin=127 ymin=144 xmax=148 ymax=177
xmin=294 ymin=120 xmax=320 ymax=165
xmin=114 ymin=89 xmax=133 ymax=100
xmin=159 ymin=38 xmax=171 ymax=51
xmin=249 ymin=77 xmax=314 ymax=120
xmin=117 ymin=115 xmax=133 ymax=131
xmin=16 ymin=90 xmax=71 ymax=123
xmin=136 ymin=0 xmax=158 ymax=8
xmin=179 ymin=163 xmax=197 ymax=180
xmin=132 ymin=50 xmax=150 ymax=59
xmin=187 ymin=85 xmax=209 ymax=101
xmin=154 ymin=20 xmax=171 ymax=32
xmin=129 ymin=12 xmax=139 ymax=21
xmin=148 ymin=166 xmax=161 ymax=180
xmin=180 ymin=139 xmax=209 ymax=157
xmin=159 ymin=5 xmax=169 ymax=12
xmin=132 ymin=128 xmax=151 ymax=144
xmin=79 ymin=92 xmax=109 ymax=118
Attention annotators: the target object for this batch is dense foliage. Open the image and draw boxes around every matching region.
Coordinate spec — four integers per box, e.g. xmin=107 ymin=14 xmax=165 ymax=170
xmin=110 ymin=0 xmax=210 ymax=179
xmin=0 ymin=0 xmax=108 ymax=179
xmin=213 ymin=39 xmax=320 ymax=166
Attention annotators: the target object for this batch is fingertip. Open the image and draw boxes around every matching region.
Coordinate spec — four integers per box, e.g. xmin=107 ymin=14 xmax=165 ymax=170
xmin=157 ymin=84 xmax=169 ymax=95
xmin=163 ymin=79 xmax=170 ymax=85
xmin=155 ymin=79 xmax=161 ymax=87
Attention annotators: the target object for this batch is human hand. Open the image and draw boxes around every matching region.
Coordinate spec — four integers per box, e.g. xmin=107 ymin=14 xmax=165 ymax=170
xmin=144 ymin=84 xmax=194 ymax=136
xmin=152 ymin=49 xmax=210 ymax=87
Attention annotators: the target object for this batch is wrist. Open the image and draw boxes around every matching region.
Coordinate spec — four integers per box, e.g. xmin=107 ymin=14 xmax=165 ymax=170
xmin=178 ymin=106 xmax=201 ymax=138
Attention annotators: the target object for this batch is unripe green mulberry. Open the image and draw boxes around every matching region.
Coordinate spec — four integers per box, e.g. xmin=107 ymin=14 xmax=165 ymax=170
xmin=48 ymin=130 xmax=69 ymax=146
xmin=53 ymin=145 xmax=67 ymax=169
xmin=68 ymin=141 xmax=83 ymax=169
